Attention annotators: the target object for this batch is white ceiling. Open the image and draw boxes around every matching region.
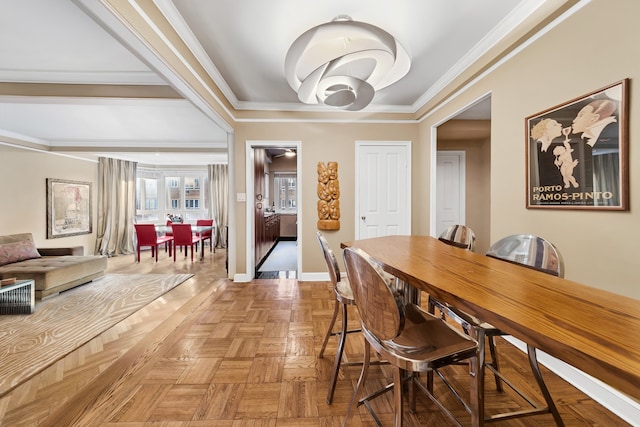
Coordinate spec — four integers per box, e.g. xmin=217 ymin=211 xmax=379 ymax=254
xmin=0 ymin=0 xmax=547 ymax=165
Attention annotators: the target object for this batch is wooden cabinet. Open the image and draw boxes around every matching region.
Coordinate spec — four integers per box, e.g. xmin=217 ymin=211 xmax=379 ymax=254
xmin=256 ymin=213 xmax=279 ymax=267
xmin=254 ymin=148 xmax=280 ymax=268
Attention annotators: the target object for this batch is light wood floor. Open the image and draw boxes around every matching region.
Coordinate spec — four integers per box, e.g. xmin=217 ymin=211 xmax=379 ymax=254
xmin=0 ymin=247 xmax=631 ymax=426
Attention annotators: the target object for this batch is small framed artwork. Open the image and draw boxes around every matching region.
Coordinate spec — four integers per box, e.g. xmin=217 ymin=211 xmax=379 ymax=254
xmin=525 ymin=79 xmax=628 ymax=210
xmin=46 ymin=178 xmax=93 ymax=238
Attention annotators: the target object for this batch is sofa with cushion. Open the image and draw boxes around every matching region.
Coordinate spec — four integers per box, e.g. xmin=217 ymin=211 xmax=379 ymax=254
xmin=0 ymin=233 xmax=107 ymax=299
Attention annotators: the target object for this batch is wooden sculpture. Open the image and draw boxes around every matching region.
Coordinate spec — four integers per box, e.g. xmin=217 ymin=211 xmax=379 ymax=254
xmin=317 ymin=161 xmax=340 ymax=230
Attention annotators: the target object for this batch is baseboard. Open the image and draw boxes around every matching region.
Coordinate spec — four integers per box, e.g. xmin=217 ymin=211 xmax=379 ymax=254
xmin=300 ymin=272 xmax=328 ymax=281
xmin=505 ymin=337 xmax=640 ymax=426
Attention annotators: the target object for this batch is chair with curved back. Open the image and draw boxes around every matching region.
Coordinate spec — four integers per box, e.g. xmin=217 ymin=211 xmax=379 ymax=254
xmin=164 ymin=220 xmax=174 ymax=252
xmin=432 ymin=232 xmax=565 ymax=425
xmin=196 ymin=219 xmax=215 ymax=253
xmin=428 ymin=224 xmax=476 ymax=352
xmin=316 ymin=231 xmax=361 ymax=404
xmin=134 ymin=224 xmax=173 ymax=262
xmin=342 ymin=246 xmax=479 ymax=427
xmin=480 ymin=234 xmax=564 ymax=425
xmin=171 ymin=224 xmax=200 ymax=262
xmin=427 ymin=224 xmax=476 ymax=331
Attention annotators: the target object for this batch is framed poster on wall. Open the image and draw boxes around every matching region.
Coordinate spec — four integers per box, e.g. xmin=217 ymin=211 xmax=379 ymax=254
xmin=525 ymin=79 xmax=628 ymax=210
xmin=46 ymin=178 xmax=92 ymax=238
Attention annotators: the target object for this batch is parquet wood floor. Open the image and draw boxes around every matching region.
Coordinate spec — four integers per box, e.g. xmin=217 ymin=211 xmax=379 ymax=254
xmin=0 ymin=247 xmax=631 ymax=426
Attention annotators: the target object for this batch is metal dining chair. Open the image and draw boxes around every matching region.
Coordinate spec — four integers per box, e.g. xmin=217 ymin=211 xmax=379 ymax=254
xmin=342 ymin=246 xmax=479 ymax=427
xmin=171 ymin=224 xmax=200 ymax=262
xmin=428 ymin=225 xmax=476 ymax=357
xmin=134 ymin=224 xmax=173 ymax=262
xmin=316 ymin=231 xmax=362 ymax=404
xmin=432 ymin=232 xmax=565 ymax=425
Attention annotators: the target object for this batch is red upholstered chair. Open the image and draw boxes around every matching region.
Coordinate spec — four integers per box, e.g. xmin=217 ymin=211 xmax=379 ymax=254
xmin=196 ymin=219 xmax=214 ymax=252
xmin=171 ymin=224 xmax=200 ymax=261
xmin=134 ymin=224 xmax=173 ymax=262
xmin=164 ymin=220 xmax=174 ymax=252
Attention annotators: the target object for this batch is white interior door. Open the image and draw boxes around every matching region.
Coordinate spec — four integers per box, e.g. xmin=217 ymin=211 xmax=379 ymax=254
xmin=436 ymin=151 xmax=465 ymax=236
xmin=356 ymin=142 xmax=411 ymax=238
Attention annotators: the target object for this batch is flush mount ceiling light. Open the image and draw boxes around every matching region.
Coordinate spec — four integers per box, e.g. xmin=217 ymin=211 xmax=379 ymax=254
xmin=285 ymin=15 xmax=410 ymax=111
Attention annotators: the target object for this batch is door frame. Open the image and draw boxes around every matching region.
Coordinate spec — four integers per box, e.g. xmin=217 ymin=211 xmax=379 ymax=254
xmin=355 ymin=141 xmax=412 ymax=239
xmin=244 ymin=140 xmax=302 ymax=281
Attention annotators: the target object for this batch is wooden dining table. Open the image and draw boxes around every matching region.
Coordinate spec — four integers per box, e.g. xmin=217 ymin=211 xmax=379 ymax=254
xmin=342 ymin=235 xmax=640 ymax=426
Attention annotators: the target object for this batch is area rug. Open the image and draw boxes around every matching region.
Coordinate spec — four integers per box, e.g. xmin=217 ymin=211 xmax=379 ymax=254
xmin=0 ymin=273 xmax=193 ymax=397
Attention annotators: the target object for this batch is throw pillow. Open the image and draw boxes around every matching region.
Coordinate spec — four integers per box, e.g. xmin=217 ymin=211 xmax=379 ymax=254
xmin=0 ymin=239 xmax=42 ymax=266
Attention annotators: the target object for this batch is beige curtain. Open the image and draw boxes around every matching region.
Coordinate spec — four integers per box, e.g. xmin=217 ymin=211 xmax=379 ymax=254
xmin=95 ymin=157 xmax=137 ymax=256
xmin=208 ymin=164 xmax=229 ymax=248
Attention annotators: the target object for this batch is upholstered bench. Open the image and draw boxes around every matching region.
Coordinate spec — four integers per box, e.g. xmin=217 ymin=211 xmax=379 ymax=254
xmin=0 ymin=233 xmax=107 ymax=299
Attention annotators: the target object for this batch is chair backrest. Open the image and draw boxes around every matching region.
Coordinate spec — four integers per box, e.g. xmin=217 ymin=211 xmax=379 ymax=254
xmin=438 ymin=225 xmax=476 ymax=251
xmin=343 ymin=246 xmax=403 ymax=341
xmin=197 ymin=219 xmax=214 ymax=236
xmin=172 ymin=224 xmax=194 ymax=245
xmin=486 ymin=234 xmax=563 ymax=277
xmin=134 ymin=224 xmax=158 ymax=245
xmin=316 ymin=231 xmax=341 ymax=286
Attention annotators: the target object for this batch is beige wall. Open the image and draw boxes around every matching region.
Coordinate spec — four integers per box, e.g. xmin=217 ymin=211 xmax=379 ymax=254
xmin=231 ymin=1 xmax=639 ymax=299
xmin=233 ymin=122 xmax=418 ymax=276
xmin=418 ymin=0 xmax=639 ymax=299
xmin=0 ymin=146 xmax=98 ymax=254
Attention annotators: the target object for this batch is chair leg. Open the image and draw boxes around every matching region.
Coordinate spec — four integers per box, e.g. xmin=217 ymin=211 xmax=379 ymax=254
xmin=326 ymin=302 xmax=348 ymax=404
xmin=319 ymin=299 xmax=340 ymax=359
xmin=527 ymin=345 xmax=564 ymax=426
xmin=392 ymin=367 xmax=403 ymax=427
xmin=342 ymin=339 xmax=371 ymax=427
xmin=136 ymin=246 xmax=141 ymax=263
xmin=191 ymin=244 xmax=194 ymax=261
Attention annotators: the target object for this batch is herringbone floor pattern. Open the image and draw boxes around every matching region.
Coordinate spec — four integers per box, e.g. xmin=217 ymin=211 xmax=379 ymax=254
xmin=0 ymin=248 xmax=631 ymax=426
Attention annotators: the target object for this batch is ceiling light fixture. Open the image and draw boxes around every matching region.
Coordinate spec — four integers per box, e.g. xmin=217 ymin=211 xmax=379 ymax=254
xmin=285 ymin=15 xmax=410 ymax=111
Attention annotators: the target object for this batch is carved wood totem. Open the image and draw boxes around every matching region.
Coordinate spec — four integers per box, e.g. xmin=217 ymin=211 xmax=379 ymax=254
xmin=317 ymin=161 xmax=340 ymax=230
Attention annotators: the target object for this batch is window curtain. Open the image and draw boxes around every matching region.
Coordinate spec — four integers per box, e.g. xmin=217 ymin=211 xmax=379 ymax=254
xmin=208 ymin=164 xmax=229 ymax=248
xmin=95 ymin=157 xmax=137 ymax=256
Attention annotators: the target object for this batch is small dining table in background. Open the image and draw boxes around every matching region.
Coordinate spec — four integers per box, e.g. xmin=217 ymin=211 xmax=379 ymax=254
xmin=155 ymin=224 xmax=215 ymax=260
xmin=342 ymin=235 xmax=640 ymax=426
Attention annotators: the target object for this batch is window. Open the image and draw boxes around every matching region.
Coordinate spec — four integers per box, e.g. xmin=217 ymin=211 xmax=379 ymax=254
xmin=136 ymin=170 xmax=209 ymax=223
xmin=274 ymin=173 xmax=297 ymax=212
xmin=136 ymin=177 xmax=160 ymax=221
xmin=184 ymin=177 xmax=201 ymax=210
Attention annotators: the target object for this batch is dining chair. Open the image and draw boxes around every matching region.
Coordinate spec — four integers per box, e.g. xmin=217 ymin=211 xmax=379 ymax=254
xmin=164 ymin=220 xmax=174 ymax=252
xmin=171 ymin=224 xmax=200 ymax=262
xmin=480 ymin=234 xmax=564 ymax=424
xmin=428 ymin=224 xmax=476 ymax=333
xmin=432 ymin=233 xmax=565 ymax=425
xmin=196 ymin=219 xmax=215 ymax=252
xmin=134 ymin=224 xmax=173 ymax=262
xmin=342 ymin=246 xmax=479 ymax=427
xmin=427 ymin=223 xmax=476 ymax=328
xmin=316 ymin=231 xmax=361 ymax=404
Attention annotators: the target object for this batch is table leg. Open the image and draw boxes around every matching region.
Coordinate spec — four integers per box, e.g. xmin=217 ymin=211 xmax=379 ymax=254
xmin=469 ymin=326 xmax=486 ymax=427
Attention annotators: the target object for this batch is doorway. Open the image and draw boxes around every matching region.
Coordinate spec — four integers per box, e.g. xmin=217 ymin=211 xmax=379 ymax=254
xmin=431 ymin=96 xmax=492 ymax=252
xmin=245 ymin=141 xmax=302 ymax=280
